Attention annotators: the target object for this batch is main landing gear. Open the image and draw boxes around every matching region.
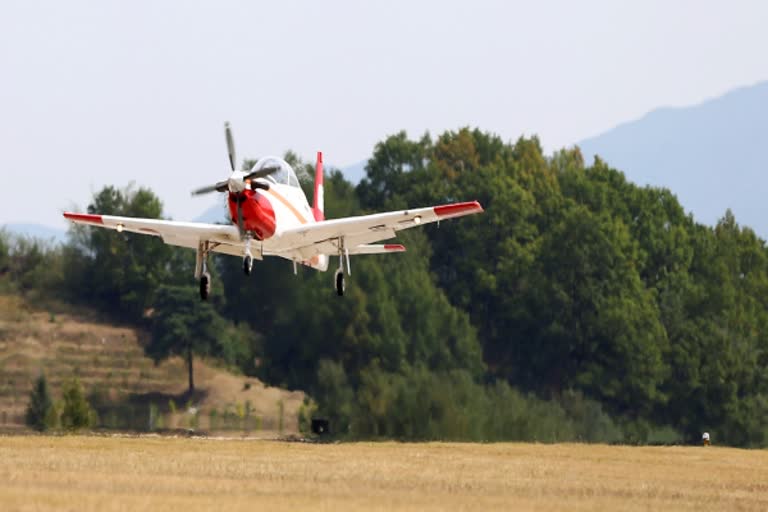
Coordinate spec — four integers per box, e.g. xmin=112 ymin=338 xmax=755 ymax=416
xmin=196 ymin=241 xmax=212 ymax=301
xmin=334 ymin=238 xmax=351 ymax=296
xmin=199 ymin=271 xmax=211 ymax=301
xmin=334 ymin=268 xmax=345 ymax=296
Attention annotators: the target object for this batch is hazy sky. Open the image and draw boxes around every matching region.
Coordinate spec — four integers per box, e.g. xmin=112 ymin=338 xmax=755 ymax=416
xmin=1 ymin=0 xmax=767 ymax=227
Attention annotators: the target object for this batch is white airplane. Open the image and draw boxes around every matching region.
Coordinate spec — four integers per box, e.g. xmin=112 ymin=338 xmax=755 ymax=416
xmin=63 ymin=124 xmax=484 ymax=299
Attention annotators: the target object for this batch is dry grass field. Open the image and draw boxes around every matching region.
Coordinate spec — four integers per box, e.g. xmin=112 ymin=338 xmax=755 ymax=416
xmin=1 ymin=436 xmax=767 ymax=511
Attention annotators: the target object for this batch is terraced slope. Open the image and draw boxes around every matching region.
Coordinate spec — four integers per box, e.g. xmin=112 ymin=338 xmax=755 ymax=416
xmin=0 ymin=295 xmax=304 ymax=434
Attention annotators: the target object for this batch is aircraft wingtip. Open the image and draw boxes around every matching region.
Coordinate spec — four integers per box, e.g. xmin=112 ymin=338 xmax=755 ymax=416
xmin=434 ymin=201 xmax=485 ymax=218
xmin=63 ymin=212 xmax=104 ymax=225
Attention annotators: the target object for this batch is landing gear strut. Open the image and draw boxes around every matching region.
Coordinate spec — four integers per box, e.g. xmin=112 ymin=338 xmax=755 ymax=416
xmin=243 ymin=254 xmax=253 ymax=275
xmin=243 ymin=235 xmax=253 ymax=276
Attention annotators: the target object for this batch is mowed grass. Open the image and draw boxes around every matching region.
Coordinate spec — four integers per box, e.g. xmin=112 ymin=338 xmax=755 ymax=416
xmin=1 ymin=437 xmax=767 ymax=511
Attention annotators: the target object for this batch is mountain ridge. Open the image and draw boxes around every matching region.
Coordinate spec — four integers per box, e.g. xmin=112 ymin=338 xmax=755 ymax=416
xmin=578 ymin=81 xmax=768 ymax=238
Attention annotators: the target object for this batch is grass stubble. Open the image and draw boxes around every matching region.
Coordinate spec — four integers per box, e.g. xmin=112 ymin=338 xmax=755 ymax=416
xmin=1 ymin=436 xmax=767 ymax=511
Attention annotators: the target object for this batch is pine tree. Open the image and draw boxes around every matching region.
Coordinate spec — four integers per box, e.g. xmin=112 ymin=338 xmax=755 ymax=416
xmin=60 ymin=377 xmax=97 ymax=430
xmin=25 ymin=373 xmax=54 ymax=432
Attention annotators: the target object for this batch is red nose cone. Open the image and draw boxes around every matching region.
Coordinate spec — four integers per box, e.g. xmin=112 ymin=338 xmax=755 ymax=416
xmin=228 ymin=190 xmax=276 ymax=240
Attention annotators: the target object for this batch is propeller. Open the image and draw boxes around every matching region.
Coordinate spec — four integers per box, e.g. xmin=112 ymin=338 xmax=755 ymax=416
xmin=190 ymin=123 xmax=283 ymax=233
xmin=190 ymin=181 xmax=228 ymax=196
xmin=244 ymin=165 xmax=282 ymax=181
xmin=190 ymin=122 xmax=280 ymax=197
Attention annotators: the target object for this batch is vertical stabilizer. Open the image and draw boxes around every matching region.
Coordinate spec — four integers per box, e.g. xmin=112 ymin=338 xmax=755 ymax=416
xmin=313 ymin=151 xmax=325 ymax=221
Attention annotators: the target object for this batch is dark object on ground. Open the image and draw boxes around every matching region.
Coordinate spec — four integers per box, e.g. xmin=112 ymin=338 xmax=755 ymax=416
xmin=311 ymin=418 xmax=329 ymax=436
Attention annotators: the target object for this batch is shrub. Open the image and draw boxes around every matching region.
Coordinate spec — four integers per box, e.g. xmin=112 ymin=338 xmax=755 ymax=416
xmin=559 ymin=390 xmax=623 ymax=443
xmin=25 ymin=373 xmax=55 ymax=432
xmin=148 ymin=403 xmax=159 ymax=431
xmin=59 ymin=377 xmax=97 ymax=431
xmin=298 ymin=397 xmax=318 ymax=436
xmin=209 ymin=408 xmax=218 ymax=430
xmin=277 ymin=399 xmax=285 ymax=434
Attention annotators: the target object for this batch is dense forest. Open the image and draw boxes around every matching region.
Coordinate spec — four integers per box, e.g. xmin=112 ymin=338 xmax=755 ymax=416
xmin=2 ymin=128 xmax=767 ymax=446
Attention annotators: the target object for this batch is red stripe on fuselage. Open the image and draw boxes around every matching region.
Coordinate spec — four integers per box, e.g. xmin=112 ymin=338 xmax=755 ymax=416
xmin=63 ymin=212 xmax=103 ymax=224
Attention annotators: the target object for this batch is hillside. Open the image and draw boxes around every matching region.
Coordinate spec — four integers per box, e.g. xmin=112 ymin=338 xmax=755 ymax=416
xmin=578 ymin=81 xmax=768 ymax=238
xmin=0 ymin=295 xmax=304 ymax=434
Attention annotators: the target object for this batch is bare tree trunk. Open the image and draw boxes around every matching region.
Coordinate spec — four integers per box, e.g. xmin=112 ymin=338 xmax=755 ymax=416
xmin=187 ymin=342 xmax=194 ymax=393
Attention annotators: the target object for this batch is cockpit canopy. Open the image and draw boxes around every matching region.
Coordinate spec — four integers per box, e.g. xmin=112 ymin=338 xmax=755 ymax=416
xmin=250 ymin=156 xmax=300 ymax=188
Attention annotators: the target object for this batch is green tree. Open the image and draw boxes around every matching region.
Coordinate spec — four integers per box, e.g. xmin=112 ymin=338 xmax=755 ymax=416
xmin=0 ymin=229 xmax=9 ymax=269
xmin=147 ymin=285 xmax=254 ymax=393
xmin=357 ymin=130 xmax=432 ymax=210
xmin=64 ymin=184 xmax=173 ymax=321
xmin=524 ymin=204 xmax=668 ymax=413
xmin=5 ymin=236 xmax=56 ymax=293
xmin=60 ymin=377 xmax=97 ymax=431
xmin=25 ymin=373 xmax=55 ymax=432
xmin=660 ymin=211 xmax=768 ymax=444
xmin=314 ymin=359 xmax=355 ymax=435
xmin=0 ymin=230 xmax=9 ymax=293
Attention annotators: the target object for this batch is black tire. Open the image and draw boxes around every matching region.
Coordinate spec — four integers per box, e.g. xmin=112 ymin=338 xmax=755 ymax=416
xmin=335 ymin=270 xmax=345 ymax=296
xmin=243 ymin=255 xmax=252 ymax=276
xmin=199 ymin=273 xmax=211 ymax=301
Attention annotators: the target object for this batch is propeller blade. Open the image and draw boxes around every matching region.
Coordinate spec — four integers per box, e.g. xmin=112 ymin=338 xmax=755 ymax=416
xmin=244 ymin=166 xmax=280 ymax=181
xmin=191 ymin=180 xmax=229 ymax=196
xmin=225 ymin=122 xmax=236 ymax=172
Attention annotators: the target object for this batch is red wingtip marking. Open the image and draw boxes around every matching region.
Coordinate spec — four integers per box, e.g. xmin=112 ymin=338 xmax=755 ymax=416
xmin=384 ymin=244 xmax=406 ymax=252
xmin=433 ymin=201 xmax=484 ymax=218
xmin=63 ymin=212 xmax=103 ymax=225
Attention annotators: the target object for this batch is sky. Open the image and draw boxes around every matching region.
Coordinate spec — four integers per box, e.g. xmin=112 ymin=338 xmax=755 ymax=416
xmin=1 ymin=0 xmax=767 ymax=228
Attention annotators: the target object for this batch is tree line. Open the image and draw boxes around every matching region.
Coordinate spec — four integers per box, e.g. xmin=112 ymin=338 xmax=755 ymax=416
xmin=3 ymin=127 xmax=767 ymax=445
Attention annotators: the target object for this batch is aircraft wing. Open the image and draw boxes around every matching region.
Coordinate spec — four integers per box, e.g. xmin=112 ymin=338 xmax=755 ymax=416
xmin=64 ymin=199 xmax=483 ymax=261
xmin=271 ymin=201 xmax=483 ymax=259
xmin=62 ymin=212 xmax=241 ymax=251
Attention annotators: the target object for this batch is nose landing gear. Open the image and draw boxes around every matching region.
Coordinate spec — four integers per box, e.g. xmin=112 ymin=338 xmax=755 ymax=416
xmin=243 ymin=235 xmax=254 ymax=276
xmin=243 ymin=254 xmax=253 ymax=275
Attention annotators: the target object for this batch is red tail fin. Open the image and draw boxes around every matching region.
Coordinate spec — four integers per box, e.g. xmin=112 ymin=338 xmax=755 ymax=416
xmin=313 ymin=151 xmax=325 ymax=221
